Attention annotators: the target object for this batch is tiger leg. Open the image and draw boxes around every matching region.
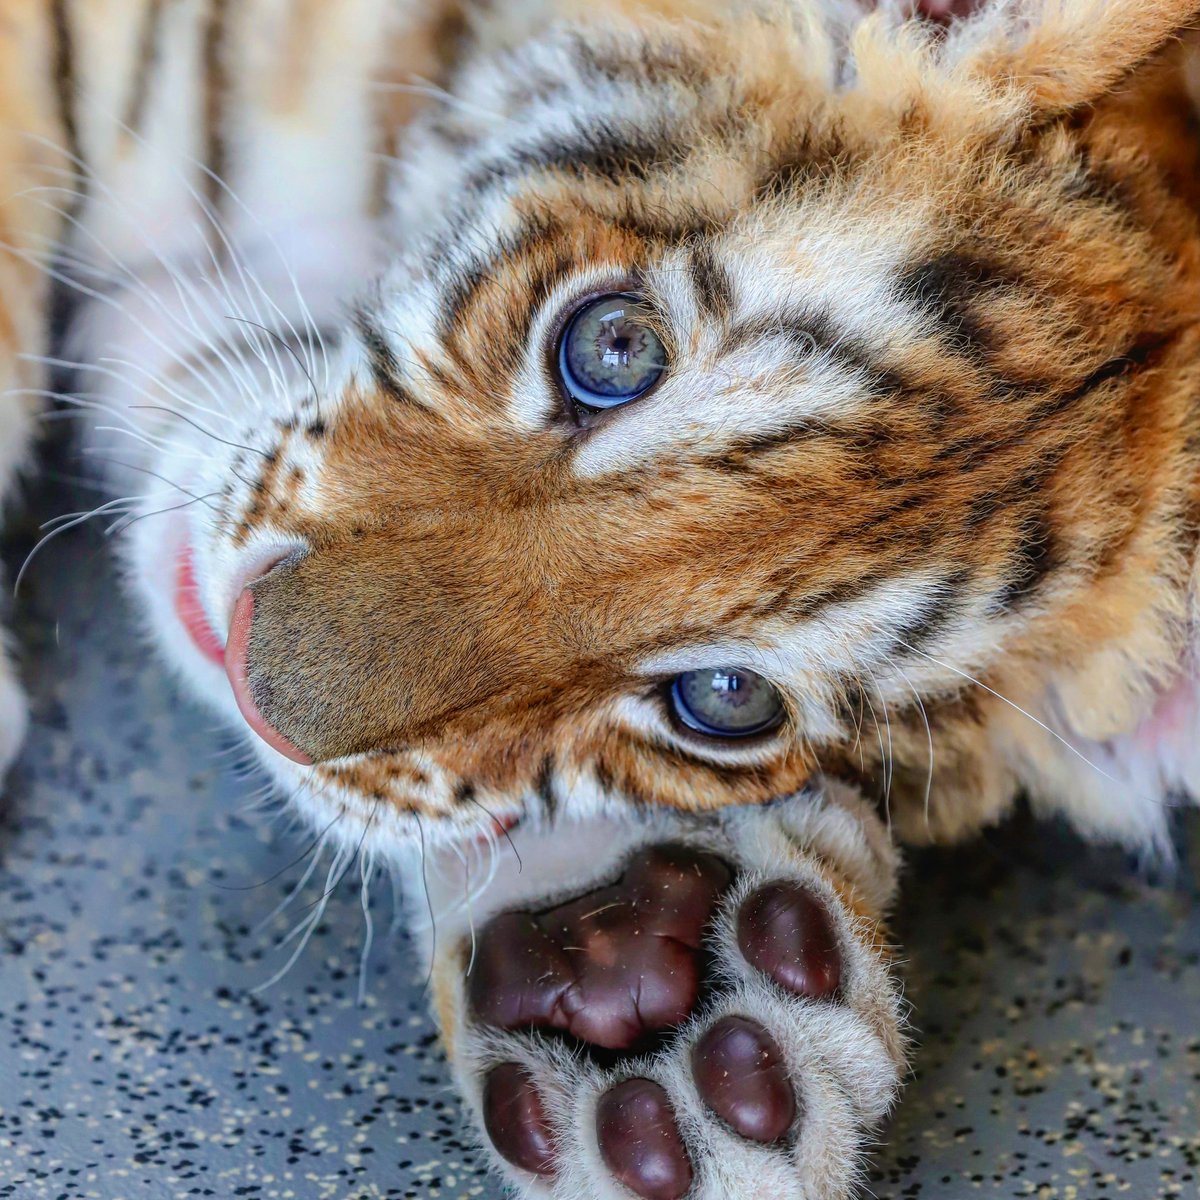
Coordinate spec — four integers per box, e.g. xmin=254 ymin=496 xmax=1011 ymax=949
xmin=0 ymin=4 xmax=69 ymax=777
xmin=420 ymin=778 xmax=905 ymax=1199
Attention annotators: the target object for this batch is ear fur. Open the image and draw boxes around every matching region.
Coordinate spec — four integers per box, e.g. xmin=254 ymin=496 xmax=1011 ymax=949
xmin=951 ymin=0 xmax=1200 ymax=117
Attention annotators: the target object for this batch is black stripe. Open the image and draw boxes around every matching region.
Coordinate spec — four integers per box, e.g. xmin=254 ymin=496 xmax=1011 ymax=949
xmin=437 ymin=260 xmax=489 ymax=344
xmin=569 ymin=35 xmax=706 ymax=91
xmin=783 ymin=569 xmax=892 ymax=619
xmin=689 ymin=244 xmax=734 ymax=323
xmin=201 ymin=0 xmax=231 ymax=215
xmin=609 ymin=203 xmax=721 ymax=244
xmin=755 ymin=129 xmax=854 ymax=201
xmin=717 ymin=311 xmax=908 ymax=396
xmin=1006 ymin=462 xmax=1063 ymax=505
xmin=898 ymin=252 xmax=1020 ymax=361
xmin=534 ymin=754 xmax=558 ymax=824
xmin=435 ymin=214 xmax=560 ymax=346
xmin=888 ymin=572 xmax=968 ymax=652
xmin=488 ymin=38 xmax=700 ymax=122
xmin=122 ymin=0 xmax=166 ymax=135
xmin=1062 ymin=145 xmax=1135 ymax=213
xmin=853 ymin=488 xmax=936 ymax=540
xmin=1031 ymin=332 xmax=1172 ymax=420
xmin=49 ymin=0 xmax=83 ymax=206
xmin=465 ymin=124 xmax=681 ymax=195
xmin=352 ymin=308 xmax=422 ymax=407
xmin=992 ymin=511 xmax=1058 ymax=611
xmin=594 ymin=757 xmax=615 ymax=794
xmin=709 ymin=422 xmax=838 ymax=473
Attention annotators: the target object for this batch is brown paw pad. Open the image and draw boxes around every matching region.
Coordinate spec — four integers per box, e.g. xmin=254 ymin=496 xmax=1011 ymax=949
xmin=596 ymin=1078 xmax=693 ymax=1200
xmin=473 ymin=859 xmax=850 ymax=1188
xmin=737 ymin=881 xmax=842 ymax=999
xmin=692 ymin=1015 xmax=796 ymax=1143
xmin=468 ymin=844 xmax=732 ymax=1049
xmin=483 ymin=1063 xmax=556 ymax=1177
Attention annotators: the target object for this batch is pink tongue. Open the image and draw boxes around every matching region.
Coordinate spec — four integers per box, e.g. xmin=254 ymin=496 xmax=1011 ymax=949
xmin=224 ymin=587 xmax=314 ymax=766
xmin=175 ymin=544 xmax=226 ymax=666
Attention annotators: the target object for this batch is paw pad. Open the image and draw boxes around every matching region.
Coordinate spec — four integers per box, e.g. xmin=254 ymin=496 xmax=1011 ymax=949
xmin=692 ymin=1015 xmax=796 ymax=1143
xmin=737 ymin=881 xmax=842 ymax=999
xmin=596 ymin=1078 xmax=693 ymax=1200
xmin=468 ymin=843 xmax=869 ymax=1193
xmin=482 ymin=1062 xmax=556 ymax=1177
xmin=467 ymin=844 xmax=732 ymax=1049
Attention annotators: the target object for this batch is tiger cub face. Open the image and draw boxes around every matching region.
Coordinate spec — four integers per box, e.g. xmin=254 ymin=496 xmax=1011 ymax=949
xmin=139 ymin=2 xmax=1200 ymax=855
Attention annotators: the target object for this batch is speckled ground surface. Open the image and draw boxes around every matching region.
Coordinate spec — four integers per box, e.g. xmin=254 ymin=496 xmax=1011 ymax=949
xmin=1 ymin=484 xmax=1197 ymax=1200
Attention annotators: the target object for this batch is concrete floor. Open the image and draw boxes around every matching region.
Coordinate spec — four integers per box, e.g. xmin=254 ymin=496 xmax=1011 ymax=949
xmin=1 ymin=485 xmax=1197 ymax=1200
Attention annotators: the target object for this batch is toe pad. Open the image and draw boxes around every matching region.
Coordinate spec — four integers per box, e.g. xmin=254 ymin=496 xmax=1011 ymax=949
xmin=692 ymin=1015 xmax=796 ymax=1143
xmin=596 ymin=1077 xmax=694 ymax=1200
xmin=737 ymin=882 xmax=842 ymax=999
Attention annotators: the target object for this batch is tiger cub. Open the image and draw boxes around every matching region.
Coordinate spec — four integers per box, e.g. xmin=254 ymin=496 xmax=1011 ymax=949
xmin=2 ymin=0 xmax=1198 ymax=1196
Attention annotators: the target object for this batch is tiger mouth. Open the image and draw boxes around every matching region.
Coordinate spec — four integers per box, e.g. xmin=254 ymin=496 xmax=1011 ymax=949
xmin=173 ymin=540 xmax=226 ymax=667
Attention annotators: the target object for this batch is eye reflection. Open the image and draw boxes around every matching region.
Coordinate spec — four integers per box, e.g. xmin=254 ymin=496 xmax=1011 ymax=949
xmin=557 ymin=294 xmax=666 ymax=410
xmin=670 ymin=668 xmax=784 ymax=738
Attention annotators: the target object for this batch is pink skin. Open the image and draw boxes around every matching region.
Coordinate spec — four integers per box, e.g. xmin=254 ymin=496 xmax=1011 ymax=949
xmin=911 ymin=0 xmax=980 ymax=20
xmin=1134 ymin=670 xmax=1197 ymax=755
xmin=173 ymin=543 xmax=226 ymax=667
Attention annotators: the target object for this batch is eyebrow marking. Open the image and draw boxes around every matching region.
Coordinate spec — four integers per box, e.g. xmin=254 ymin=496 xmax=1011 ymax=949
xmin=352 ymin=307 xmax=421 ymax=406
xmin=688 ymin=243 xmax=735 ymax=322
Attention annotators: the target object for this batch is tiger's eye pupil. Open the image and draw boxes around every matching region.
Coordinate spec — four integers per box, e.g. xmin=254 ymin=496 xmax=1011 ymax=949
xmin=670 ymin=668 xmax=784 ymax=739
xmin=558 ymin=293 xmax=666 ymax=411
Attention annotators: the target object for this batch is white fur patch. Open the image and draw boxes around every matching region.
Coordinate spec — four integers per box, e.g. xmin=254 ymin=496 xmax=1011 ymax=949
xmin=0 ymin=637 xmax=29 ymax=782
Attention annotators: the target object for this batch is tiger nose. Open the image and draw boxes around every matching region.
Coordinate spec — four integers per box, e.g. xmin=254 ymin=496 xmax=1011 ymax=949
xmin=225 ymin=577 xmax=314 ymax=766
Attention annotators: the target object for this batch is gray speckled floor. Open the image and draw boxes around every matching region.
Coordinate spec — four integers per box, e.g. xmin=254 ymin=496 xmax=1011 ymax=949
xmin=1 ymin=481 xmax=1197 ymax=1200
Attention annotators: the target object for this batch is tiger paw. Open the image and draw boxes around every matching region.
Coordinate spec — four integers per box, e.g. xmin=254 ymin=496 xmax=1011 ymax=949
xmin=424 ymin=780 xmax=906 ymax=1199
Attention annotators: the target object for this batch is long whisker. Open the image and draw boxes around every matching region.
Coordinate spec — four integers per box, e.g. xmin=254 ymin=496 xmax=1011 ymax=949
xmin=14 ymin=491 xmax=171 ymax=595
xmin=226 ymin=316 xmax=321 ymax=420
xmin=213 ymin=809 xmax=345 ymax=892
xmin=465 ymin=793 xmax=523 ymax=873
xmin=253 ymin=847 xmax=347 ymax=993
xmin=415 ymin=813 xmax=437 ymax=994
xmin=891 ymin=658 xmax=935 ymax=838
xmin=861 ymin=660 xmax=894 ymax=811
xmin=896 ymin=639 xmax=1161 ymax=806
xmin=80 ymin=453 xmax=218 ymax=508
xmin=128 ymin=404 xmax=270 ymax=459
xmin=249 ymin=822 xmax=338 ymax=938
xmin=357 ymin=853 xmax=376 ymax=1008
xmin=38 ymin=495 xmax=146 ymax=532
xmin=296 ymin=799 xmax=379 ymax=914
xmin=857 ymin=675 xmax=892 ymax=833
xmin=107 ymin=492 xmax=220 ymax=537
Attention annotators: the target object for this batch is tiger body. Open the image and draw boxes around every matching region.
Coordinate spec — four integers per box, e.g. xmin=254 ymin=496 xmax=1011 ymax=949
xmin=2 ymin=1 xmax=1200 ymax=1196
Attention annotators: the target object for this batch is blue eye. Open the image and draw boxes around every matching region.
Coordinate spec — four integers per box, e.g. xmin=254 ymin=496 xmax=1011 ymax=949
xmin=670 ymin=668 xmax=785 ymax=738
xmin=558 ymin=293 xmax=666 ymax=410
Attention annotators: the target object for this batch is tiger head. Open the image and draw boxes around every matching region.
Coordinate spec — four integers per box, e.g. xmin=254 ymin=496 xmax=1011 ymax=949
xmin=136 ymin=0 xmax=1200 ymax=856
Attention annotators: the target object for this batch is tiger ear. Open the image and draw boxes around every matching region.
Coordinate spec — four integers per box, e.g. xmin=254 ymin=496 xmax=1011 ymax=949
xmin=958 ymin=0 xmax=1200 ymax=117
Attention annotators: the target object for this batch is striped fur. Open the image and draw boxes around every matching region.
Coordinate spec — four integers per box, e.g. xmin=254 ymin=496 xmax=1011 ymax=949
xmin=90 ymin=0 xmax=1200 ymax=853
xmin=4 ymin=0 xmax=1196 ymax=845
xmin=3 ymin=1 xmax=1200 ymax=1194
